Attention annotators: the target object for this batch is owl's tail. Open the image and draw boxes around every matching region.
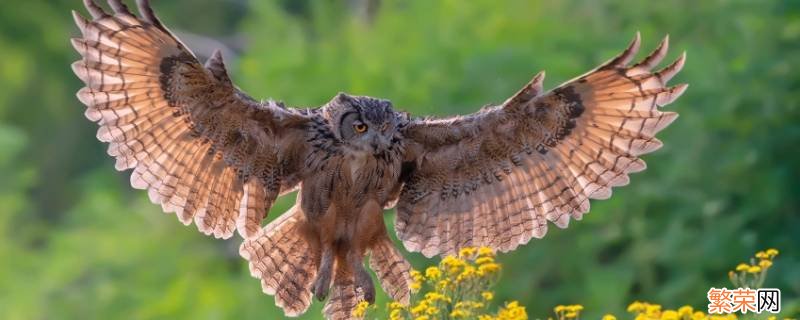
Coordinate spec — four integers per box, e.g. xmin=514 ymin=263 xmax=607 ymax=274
xmin=321 ymin=270 xmax=363 ymax=319
xmin=239 ymin=205 xmax=317 ymax=317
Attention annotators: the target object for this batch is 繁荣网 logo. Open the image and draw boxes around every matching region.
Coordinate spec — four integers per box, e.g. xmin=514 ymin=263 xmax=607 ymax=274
xmin=707 ymin=287 xmax=780 ymax=314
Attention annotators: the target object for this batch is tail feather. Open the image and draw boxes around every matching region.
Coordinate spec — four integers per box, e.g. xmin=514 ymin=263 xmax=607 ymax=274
xmin=239 ymin=205 xmax=316 ymax=317
xmin=323 ymin=276 xmax=365 ymax=320
xmin=370 ymin=239 xmax=412 ymax=304
xmin=241 ymin=208 xmax=413 ymax=319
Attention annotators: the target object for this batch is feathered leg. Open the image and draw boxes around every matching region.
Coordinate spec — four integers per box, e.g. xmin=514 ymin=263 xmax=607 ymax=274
xmin=314 ymin=247 xmax=335 ymax=301
xmin=350 ymin=248 xmax=376 ymax=304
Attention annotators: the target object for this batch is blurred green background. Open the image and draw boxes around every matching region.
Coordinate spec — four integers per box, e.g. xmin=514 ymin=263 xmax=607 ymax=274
xmin=1 ymin=0 xmax=798 ymax=319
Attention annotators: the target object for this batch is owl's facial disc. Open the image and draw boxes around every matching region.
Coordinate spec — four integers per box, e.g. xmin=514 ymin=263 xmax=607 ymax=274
xmin=329 ymin=93 xmax=398 ymax=156
xmin=342 ymin=113 xmax=394 ymax=156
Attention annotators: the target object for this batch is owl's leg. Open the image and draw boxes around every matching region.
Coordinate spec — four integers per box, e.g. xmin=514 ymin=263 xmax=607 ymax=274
xmin=313 ymin=248 xmax=334 ymax=301
xmin=350 ymin=249 xmax=376 ymax=303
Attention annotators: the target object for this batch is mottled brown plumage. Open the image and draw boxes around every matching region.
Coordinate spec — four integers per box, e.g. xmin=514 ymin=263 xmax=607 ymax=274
xmin=71 ymin=1 xmax=686 ymax=319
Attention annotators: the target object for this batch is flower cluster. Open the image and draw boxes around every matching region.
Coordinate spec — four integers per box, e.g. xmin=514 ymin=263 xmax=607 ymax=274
xmin=553 ymin=304 xmax=584 ymax=319
xmin=728 ymin=248 xmax=778 ymax=289
xmin=356 ymin=248 xmax=787 ymax=320
xmin=355 ymin=246 xmax=526 ymax=320
xmin=552 ymin=248 xmax=788 ymax=320
xmin=495 ymin=301 xmax=527 ymax=320
xmin=352 ymin=301 xmax=372 ymax=318
xmin=625 ymin=302 xmax=737 ymax=320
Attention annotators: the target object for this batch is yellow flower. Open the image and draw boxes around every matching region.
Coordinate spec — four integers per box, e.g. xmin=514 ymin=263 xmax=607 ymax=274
xmin=482 ymin=291 xmax=494 ymax=301
xmin=436 ymin=279 xmax=450 ymax=291
xmin=678 ymin=305 xmax=694 ymax=316
xmin=425 ymin=266 xmax=442 ymax=280
xmin=463 ymin=265 xmax=477 ymax=276
xmin=389 ymin=302 xmax=405 ymax=310
xmin=352 ymin=301 xmax=369 ymax=318
xmin=602 ymin=315 xmax=617 ymax=320
xmin=766 ymin=248 xmax=779 ymax=257
xmin=410 ymin=269 xmax=424 ymax=292
xmin=568 ymin=305 xmax=584 ymax=312
xmin=441 ymin=255 xmax=458 ymax=266
xmin=478 ymin=246 xmax=495 ymax=257
xmin=662 ymin=310 xmax=679 ymax=320
xmin=390 ymin=308 xmax=403 ymax=320
xmin=497 ymin=301 xmax=528 ymax=320
xmin=479 ymin=262 xmax=501 ymax=274
xmin=424 ymin=292 xmax=447 ymax=302
xmin=759 ymin=260 xmax=773 ymax=269
xmin=411 ymin=269 xmax=424 ymax=281
xmin=755 ymin=251 xmax=769 ymax=259
xmin=415 ymin=316 xmax=430 ymax=320
xmin=476 ymin=256 xmax=496 ymax=265
xmin=692 ymin=311 xmax=706 ymax=320
xmin=456 ymin=265 xmax=477 ymax=282
xmin=450 ymin=308 xmax=469 ymax=318
xmin=747 ymin=265 xmax=762 ymax=273
xmin=442 ymin=255 xmax=467 ymax=273
xmin=411 ymin=301 xmax=427 ymax=315
xmin=555 ymin=305 xmax=566 ymax=313
xmin=479 ymin=315 xmax=495 ymax=320
xmin=565 ymin=311 xmax=578 ymax=318
xmin=425 ymin=306 xmax=439 ymax=315
xmin=459 ymin=247 xmax=477 ymax=258
xmin=645 ymin=303 xmax=662 ymax=316
xmin=735 ymin=263 xmax=749 ymax=272
xmin=627 ymin=301 xmax=643 ymax=313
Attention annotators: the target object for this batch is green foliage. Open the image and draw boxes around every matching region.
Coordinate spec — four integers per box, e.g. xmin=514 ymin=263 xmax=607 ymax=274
xmin=0 ymin=0 xmax=798 ymax=319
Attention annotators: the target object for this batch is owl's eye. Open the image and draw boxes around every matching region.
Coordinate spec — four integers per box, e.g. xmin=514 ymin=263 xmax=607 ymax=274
xmin=353 ymin=123 xmax=368 ymax=133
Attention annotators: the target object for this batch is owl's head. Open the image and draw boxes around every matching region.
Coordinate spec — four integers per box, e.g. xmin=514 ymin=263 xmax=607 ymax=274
xmin=323 ymin=93 xmax=404 ymax=155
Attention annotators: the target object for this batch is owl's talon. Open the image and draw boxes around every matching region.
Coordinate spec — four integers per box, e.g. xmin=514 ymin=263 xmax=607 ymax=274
xmin=363 ymin=285 xmax=376 ymax=304
xmin=313 ymin=275 xmax=330 ymax=301
xmin=356 ymin=268 xmax=376 ymax=304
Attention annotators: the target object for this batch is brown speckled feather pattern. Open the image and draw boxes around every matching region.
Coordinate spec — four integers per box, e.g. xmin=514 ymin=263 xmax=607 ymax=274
xmin=71 ymin=0 xmax=311 ymax=240
xmin=397 ymin=33 xmax=686 ymax=257
xmin=70 ymin=2 xmax=688 ymax=319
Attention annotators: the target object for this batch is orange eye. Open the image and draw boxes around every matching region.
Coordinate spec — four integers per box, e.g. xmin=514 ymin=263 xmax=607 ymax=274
xmin=353 ymin=123 xmax=368 ymax=133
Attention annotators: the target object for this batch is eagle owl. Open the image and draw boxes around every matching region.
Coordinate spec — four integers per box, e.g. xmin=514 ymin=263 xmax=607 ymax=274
xmin=71 ymin=1 xmax=686 ymax=318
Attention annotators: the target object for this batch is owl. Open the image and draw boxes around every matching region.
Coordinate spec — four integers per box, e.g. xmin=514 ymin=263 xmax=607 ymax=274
xmin=71 ymin=1 xmax=687 ymax=319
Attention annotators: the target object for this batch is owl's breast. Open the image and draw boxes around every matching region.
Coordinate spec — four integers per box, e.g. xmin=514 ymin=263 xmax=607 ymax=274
xmin=301 ymin=151 xmax=402 ymax=215
xmin=340 ymin=153 xmax=402 ymax=202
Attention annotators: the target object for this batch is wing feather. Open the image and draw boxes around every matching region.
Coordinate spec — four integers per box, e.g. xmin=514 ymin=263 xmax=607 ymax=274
xmin=398 ymin=33 xmax=686 ymax=257
xmin=72 ymin=1 xmax=311 ymax=239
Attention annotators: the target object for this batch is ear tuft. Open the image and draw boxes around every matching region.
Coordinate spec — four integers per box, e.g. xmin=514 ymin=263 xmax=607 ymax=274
xmin=334 ymin=92 xmax=354 ymax=104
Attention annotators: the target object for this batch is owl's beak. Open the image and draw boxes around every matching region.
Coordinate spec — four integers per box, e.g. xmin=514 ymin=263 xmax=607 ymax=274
xmin=370 ymin=134 xmax=391 ymax=155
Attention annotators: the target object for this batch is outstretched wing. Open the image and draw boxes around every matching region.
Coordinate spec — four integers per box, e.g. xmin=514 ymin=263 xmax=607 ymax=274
xmin=397 ymin=33 xmax=686 ymax=257
xmin=71 ymin=0 xmax=312 ymax=239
